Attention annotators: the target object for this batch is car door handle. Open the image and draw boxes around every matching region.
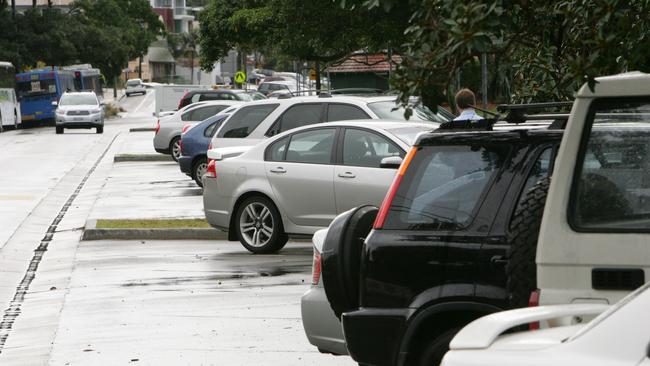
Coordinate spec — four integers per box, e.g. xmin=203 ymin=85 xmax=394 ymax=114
xmin=270 ymin=167 xmax=286 ymax=174
xmin=338 ymin=172 xmax=356 ymax=178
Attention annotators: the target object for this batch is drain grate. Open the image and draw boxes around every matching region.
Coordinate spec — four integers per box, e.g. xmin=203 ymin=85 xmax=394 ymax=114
xmin=0 ymin=134 xmax=119 ymax=353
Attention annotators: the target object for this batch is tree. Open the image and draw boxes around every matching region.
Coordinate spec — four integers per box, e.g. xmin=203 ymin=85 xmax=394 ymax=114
xmin=351 ymin=0 xmax=650 ymax=111
xmin=198 ymin=0 xmax=412 ymax=88
xmin=70 ymin=0 xmax=163 ymax=95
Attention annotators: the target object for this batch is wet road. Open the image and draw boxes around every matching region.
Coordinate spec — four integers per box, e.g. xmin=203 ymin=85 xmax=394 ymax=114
xmin=0 ymin=92 xmax=355 ymax=365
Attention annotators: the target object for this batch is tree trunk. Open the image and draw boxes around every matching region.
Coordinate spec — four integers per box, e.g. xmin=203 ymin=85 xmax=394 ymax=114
xmin=113 ymin=76 xmax=118 ymax=98
xmin=11 ymin=0 xmax=16 ymax=18
xmin=315 ymin=61 xmax=321 ymax=93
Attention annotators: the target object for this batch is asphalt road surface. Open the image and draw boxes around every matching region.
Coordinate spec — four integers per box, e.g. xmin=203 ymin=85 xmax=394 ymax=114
xmin=0 ymin=92 xmax=355 ymax=365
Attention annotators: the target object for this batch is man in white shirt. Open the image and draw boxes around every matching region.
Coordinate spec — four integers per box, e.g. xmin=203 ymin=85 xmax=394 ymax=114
xmin=453 ymin=88 xmax=482 ymax=121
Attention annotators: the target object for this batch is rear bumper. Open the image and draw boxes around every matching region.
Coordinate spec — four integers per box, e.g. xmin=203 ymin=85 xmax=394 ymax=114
xmin=301 ymin=286 xmax=348 ymax=356
xmin=202 ymin=178 xmax=231 ymax=231
xmin=341 ymin=308 xmax=412 ymax=366
xmin=178 ymin=156 xmax=193 ymax=175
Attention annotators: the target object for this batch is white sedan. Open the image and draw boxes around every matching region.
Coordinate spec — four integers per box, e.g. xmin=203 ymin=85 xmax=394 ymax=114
xmin=442 ymin=282 xmax=650 ymax=366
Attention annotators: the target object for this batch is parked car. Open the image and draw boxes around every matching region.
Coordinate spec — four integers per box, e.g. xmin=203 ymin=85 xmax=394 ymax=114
xmin=318 ymin=105 xmax=569 ymax=366
xmin=53 ymin=91 xmax=104 ymax=134
xmin=209 ymin=95 xmax=450 ymax=153
xmin=442 ymin=281 xmax=650 ymax=366
xmin=154 ymin=101 xmax=243 ymax=161
xmin=178 ymin=107 xmax=237 ymax=187
xmin=301 ymin=228 xmax=349 ymax=356
xmin=257 ymin=81 xmax=299 ymax=96
xmin=531 ymin=72 xmax=650 ymax=311
xmin=125 ymin=78 xmax=146 ymax=97
xmin=203 ymin=120 xmax=435 ymax=253
xmin=177 ymin=89 xmax=265 ymax=109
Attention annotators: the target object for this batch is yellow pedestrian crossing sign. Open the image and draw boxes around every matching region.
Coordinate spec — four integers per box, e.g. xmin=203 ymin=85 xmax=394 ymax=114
xmin=234 ymin=71 xmax=246 ymax=84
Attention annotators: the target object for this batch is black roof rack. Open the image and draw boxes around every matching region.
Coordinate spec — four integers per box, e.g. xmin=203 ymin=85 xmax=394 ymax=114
xmin=437 ymin=101 xmax=574 ymax=132
xmin=497 ymin=101 xmax=572 ymax=124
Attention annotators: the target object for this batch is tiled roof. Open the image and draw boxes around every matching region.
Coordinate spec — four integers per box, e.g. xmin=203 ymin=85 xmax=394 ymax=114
xmin=326 ymin=53 xmax=402 ymax=73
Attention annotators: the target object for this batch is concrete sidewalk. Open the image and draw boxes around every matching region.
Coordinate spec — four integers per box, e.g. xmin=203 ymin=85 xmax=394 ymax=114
xmin=88 ymin=129 xmax=203 ymax=221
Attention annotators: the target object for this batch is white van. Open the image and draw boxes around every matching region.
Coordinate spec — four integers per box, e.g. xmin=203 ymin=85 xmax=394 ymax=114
xmin=536 ymin=72 xmax=650 ymax=308
xmin=153 ymin=84 xmax=210 ymax=117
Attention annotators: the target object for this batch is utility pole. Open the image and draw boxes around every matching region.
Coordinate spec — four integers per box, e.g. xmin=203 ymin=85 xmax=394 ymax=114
xmin=138 ymin=55 xmax=142 ymax=80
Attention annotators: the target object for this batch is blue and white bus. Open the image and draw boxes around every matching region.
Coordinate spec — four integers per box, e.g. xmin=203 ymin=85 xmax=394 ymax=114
xmin=15 ymin=68 xmax=75 ymax=123
xmin=0 ymin=61 xmax=21 ymax=129
xmin=63 ymin=64 xmax=103 ymax=97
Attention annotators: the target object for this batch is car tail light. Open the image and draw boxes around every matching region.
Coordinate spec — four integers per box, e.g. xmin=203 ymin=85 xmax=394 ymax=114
xmin=528 ymin=289 xmax=541 ymax=330
xmin=311 ymin=249 xmax=322 ymax=285
xmin=205 ymin=159 xmax=216 ymax=178
xmin=208 ymin=142 xmax=212 ymax=150
xmin=373 ymin=147 xmax=418 ymax=229
xmin=178 ymin=91 xmax=189 ymax=109
xmin=154 ymin=119 xmax=160 ymax=135
xmin=182 ymin=124 xmax=191 ymax=134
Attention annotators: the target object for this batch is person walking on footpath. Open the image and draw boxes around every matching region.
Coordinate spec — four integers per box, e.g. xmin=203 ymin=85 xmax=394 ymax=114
xmin=453 ymin=88 xmax=482 ymax=121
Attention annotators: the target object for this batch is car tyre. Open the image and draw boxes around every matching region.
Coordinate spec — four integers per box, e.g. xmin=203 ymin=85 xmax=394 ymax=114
xmin=234 ymin=196 xmax=287 ymax=254
xmin=506 ymin=177 xmax=550 ymax=308
xmin=416 ymin=327 xmax=461 ymax=366
xmin=56 ymin=126 xmax=63 ymax=134
xmin=96 ymin=125 xmax=104 ymax=134
xmin=192 ymin=156 xmax=208 ymax=188
xmin=170 ymin=136 xmax=181 ymax=162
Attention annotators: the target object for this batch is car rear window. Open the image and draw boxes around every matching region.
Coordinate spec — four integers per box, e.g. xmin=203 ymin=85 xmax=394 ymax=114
xmin=383 ymin=145 xmax=509 ymax=230
xmin=216 ymin=104 xmax=279 ymax=138
xmin=570 ymin=98 xmax=650 ymax=231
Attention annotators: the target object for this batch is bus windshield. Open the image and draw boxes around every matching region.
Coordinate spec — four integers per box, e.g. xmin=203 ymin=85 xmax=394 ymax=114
xmin=0 ymin=62 xmax=15 ymax=88
xmin=16 ymin=78 xmax=58 ymax=98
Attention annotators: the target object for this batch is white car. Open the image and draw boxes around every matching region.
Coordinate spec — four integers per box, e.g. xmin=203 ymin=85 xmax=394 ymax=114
xmin=153 ymin=100 xmax=243 ymax=161
xmin=209 ymin=95 xmax=448 ymax=152
xmin=442 ymin=281 xmax=650 ymax=366
xmin=125 ymin=78 xmax=146 ymax=97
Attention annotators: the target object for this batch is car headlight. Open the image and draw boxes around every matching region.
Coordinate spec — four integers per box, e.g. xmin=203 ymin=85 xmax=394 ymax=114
xmin=91 ymin=108 xmax=102 ymax=114
xmin=56 ymin=109 xmax=66 ymax=115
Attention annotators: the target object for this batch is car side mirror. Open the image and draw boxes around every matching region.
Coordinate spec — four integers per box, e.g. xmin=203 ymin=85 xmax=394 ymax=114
xmin=380 ymin=156 xmax=403 ymax=169
xmin=51 ymin=101 xmax=58 ymax=107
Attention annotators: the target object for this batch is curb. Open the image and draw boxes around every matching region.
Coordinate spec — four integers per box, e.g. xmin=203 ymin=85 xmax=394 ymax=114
xmin=114 ymin=154 xmax=173 ymax=162
xmin=82 ymin=219 xmax=227 ymax=241
xmin=129 ymin=127 xmax=155 ymax=132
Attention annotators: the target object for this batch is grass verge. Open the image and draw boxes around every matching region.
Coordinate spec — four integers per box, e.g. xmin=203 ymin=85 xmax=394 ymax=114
xmin=96 ymin=218 xmax=211 ymax=229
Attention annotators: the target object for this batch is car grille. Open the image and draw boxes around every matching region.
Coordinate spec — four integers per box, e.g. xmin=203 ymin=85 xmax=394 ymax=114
xmin=67 ymin=110 xmax=90 ymax=116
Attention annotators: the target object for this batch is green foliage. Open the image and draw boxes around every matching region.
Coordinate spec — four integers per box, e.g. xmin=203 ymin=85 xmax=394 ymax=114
xmin=0 ymin=0 xmax=163 ymax=81
xmin=359 ymin=0 xmax=650 ymax=108
xmin=198 ymin=0 xmax=411 ymax=70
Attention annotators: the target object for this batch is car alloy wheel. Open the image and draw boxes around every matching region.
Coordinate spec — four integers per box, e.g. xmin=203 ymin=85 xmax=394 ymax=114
xmin=239 ymin=202 xmax=274 ymax=248
xmin=171 ymin=137 xmax=181 ymax=161
xmin=193 ymin=158 xmax=208 ymax=187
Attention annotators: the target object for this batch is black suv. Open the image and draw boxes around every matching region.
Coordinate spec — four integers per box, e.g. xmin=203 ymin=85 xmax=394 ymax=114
xmin=178 ymin=89 xmax=266 ymax=109
xmin=321 ymin=104 xmax=569 ymax=366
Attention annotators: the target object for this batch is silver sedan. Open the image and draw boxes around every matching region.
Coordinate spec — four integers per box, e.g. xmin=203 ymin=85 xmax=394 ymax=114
xmin=202 ymin=120 xmax=435 ymax=253
xmin=153 ymin=101 xmax=243 ymax=161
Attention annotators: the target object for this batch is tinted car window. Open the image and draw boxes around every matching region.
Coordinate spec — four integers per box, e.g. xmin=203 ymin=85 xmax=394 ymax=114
xmin=342 ymin=129 xmax=403 ymax=168
xmin=384 ymin=145 xmax=509 ymax=230
xmin=285 ymin=128 xmax=336 ymax=164
xmin=217 ymin=104 xmax=279 ymax=138
xmin=570 ymin=99 xmax=650 ymax=231
xmin=204 ymin=122 xmax=218 ymax=137
xmin=265 ymin=136 xmax=290 ymax=161
xmin=188 ymin=105 xmax=226 ymax=121
xmin=277 ymin=103 xmax=323 ymax=134
xmin=327 ymin=104 xmax=370 ymax=122
xmin=367 ymin=101 xmax=442 ymax=122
